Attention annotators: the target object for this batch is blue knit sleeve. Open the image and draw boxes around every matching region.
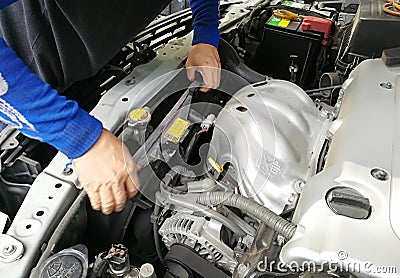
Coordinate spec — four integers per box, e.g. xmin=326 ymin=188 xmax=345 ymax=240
xmin=0 ymin=0 xmax=18 ymax=9
xmin=0 ymin=38 xmax=103 ymax=159
xmin=189 ymin=0 xmax=220 ymax=47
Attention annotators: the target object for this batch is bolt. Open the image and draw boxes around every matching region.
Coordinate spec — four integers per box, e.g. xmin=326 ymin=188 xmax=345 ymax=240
xmin=125 ymin=78 xmax=136 ymax=86
xmin=2 ymin=245 xmax=16 ymax=256
xmin=288 ymin=193 xmax=297 ymax=204
xmin=62 ymin=167 xmax=73 ymax=176
xmin=229 ymin=265 xmax=236 ymax=273
xmin=236 ymin=263 xmax=248 ymax=277
xmin=277 ymin=235 xmax=285 ymax=246
xmin=380 ymin=82 xmax=393 ymax=90
xmin=371 ymin=168 xmax=389 ymax=181
xmin=294 ymin=180 xmax=305 ymax=193
xmin=319 ymin=108 xmax=332 ymax=119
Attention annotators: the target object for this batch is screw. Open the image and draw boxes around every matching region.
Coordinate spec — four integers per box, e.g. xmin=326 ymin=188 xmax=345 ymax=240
xmin=2 ymin=245 xmax=16 ymax=256
xmin=288 ymin=193 xmax=297 ymax=204
xmin=380 ymin=82 xmax=393 ymax=90
xmin=371 ymin=168 xmax=389 ymax=181
xmin=236 ymin=263 xmax=248 ymax=277
xmin=62 ymin=167 xmax=73 ymax=176
xmin=63 ymin=161 xmax=73 ymax=176
xmin=294 ymin=180 xmax=305 ymax=193
xmin=125 ymin=78 xmax=136 ymax=86
xmin=277 ymin=235 xmax=285 ymax=246
xmin=319 ymin=108 xmax=332 ymax=119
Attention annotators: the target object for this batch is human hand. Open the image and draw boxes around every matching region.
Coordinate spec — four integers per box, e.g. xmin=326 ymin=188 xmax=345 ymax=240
xmin=186 ymin=43 xmax=221 ymax=92
xmin=73 ymin=129 xmax=140 ymax=214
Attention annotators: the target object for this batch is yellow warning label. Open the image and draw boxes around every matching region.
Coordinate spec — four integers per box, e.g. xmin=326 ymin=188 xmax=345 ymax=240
xmin=164 ymin=118 xmax=190 ymax=144
xmin=129 ymin=108 xmax=149 ymax=122
xmin=278 ymin=18 xmax=291 ymax=28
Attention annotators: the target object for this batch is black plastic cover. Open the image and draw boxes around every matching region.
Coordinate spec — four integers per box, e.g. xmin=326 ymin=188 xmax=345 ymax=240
xmin=348 ymin=0 xmax=400 ymax=57
xmin=382 ymin=47 xmax=400 ymax=66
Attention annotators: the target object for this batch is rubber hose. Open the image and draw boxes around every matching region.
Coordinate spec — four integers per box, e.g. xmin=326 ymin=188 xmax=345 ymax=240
xmin=218 ymin=38 xmax=267 ymax=84
xmin=160 ymin=166 xmax=194 ymax=195
xmin=162 ymin=165 xmax=195 ymax=187
xmin=196 ymin=192 xmax=297 ymax=240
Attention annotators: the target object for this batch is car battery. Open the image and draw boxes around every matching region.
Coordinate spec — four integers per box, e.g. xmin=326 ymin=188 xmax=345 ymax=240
xmin=254 ymin=1 xmax=334 ymax=88
xmin=347 ymin=0 xmax=400 ymax=58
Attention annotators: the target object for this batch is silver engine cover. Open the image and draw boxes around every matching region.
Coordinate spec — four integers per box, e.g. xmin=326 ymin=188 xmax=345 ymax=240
xmin=281 ymin=59 xmax=400 ymax=277
xmin=208 ymin=80 xmax=331 ymax=214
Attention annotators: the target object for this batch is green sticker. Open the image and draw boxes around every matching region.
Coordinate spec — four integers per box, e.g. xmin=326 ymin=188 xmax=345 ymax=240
xmin=284 ymin=1 xmax=293 ymax=6
xmin=268 ymin=16 xmax=281 ymax=26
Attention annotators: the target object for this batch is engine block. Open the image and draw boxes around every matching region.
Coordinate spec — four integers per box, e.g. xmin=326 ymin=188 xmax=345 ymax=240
xmin=281 ymin=59 xmax=400 ymax=277
xmin=208 ymin=80 xmax=331 ymax=214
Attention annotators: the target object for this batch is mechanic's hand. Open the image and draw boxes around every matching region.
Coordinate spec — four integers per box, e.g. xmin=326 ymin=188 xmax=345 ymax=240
xmin=73 ymin=129 xmax=140 ymax=214
xmin=186 ymin=43 xmax=221 ymax=92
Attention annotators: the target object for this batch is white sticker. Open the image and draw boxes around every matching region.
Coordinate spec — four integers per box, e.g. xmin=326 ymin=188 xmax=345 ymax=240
xmin=284 ymin=1 xmax=308 ymax=9
xmin=0 ymin=73 xmax=8 ymax=96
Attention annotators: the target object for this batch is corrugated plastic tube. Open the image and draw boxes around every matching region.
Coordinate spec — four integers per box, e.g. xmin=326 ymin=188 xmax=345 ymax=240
xmin=196 ymin=192 xmax=297 ymax=240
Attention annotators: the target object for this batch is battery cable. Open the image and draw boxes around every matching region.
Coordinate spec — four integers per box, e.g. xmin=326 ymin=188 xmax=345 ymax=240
xmin=382 ymin=1 xmax=400 ymax=17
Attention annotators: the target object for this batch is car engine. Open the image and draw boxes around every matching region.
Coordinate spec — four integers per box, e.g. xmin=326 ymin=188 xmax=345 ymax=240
xmin=0 ymin=0 xmax=400 ymax=277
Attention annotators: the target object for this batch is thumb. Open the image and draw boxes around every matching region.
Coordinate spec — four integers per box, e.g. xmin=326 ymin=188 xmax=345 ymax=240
xmin=186 ymin=66 xmax=196 ymax=81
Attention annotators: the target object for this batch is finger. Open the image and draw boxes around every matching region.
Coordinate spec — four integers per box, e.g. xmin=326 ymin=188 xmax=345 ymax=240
xmin=99 ymin=183 xmax=115 ymax=215
xmin=199 ymin=67 xmax=214 ymax=92
xmin=111 ymin=182 xmax=127 ymax=213
xmin=126 ymin=163 xmax=140 ymax=198
xmin=211 ymin=67 xmax=218 ymax=90
xmin=199 ymin=87 xmax=212 ymax=93
xmin=216 ymin=64 xmax=221 ymax=89
xmin=205 ymin=66 xmax=218 ymax=91
xmin=125 ymin=175 xmax=139 ymax=199
xmin=186 ymin=66 xmax=196 ymax=81
xmin=86 ymin=189 xmax=101 ymax=211
xmin=123 ymin=154 xmax=140 ymax=199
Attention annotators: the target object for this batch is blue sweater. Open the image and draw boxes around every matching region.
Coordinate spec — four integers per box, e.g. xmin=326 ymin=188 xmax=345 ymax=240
xmin=0 ymin=0 xmax=219 ymax=159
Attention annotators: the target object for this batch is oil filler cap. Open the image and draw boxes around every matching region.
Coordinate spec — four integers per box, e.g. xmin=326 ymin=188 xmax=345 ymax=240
xmin=326 ymin=187 xmax=371 ymax=219
xmin=39 ymin=245 xmax=88 ymax=278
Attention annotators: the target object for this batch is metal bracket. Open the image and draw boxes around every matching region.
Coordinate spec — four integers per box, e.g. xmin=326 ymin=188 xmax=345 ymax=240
xmin=0 ymin=235 xmax=24 ymax=263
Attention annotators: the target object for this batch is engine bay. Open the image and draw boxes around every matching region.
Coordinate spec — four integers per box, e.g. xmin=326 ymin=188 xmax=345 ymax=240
xmin=0 ymin=0 xmax=400 ymax=277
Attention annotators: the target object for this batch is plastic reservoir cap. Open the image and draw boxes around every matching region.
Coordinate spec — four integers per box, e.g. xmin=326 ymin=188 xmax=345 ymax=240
xmin=129 ymin=108 xmax=151 ymax=123
xmin=139 ymin=263 xmax=155 ymax=278
xmin=39 ymin=245 xmax=88 ymax=278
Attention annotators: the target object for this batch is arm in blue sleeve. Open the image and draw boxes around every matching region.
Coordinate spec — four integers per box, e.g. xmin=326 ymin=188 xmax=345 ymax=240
xmin=0 ymin=38 xmax=103 ymax=159
xmin=189 ymin=0 xmax=220 ymax=47
xmin=0 ymin=0 xmax=18 ymax=9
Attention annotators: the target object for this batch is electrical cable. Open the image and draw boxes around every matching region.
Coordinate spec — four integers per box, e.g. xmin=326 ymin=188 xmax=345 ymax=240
xmin=152 ymin=203 xmax=165 ymax=265
xmin=382 ymin=1 xmax=400 ymax=17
